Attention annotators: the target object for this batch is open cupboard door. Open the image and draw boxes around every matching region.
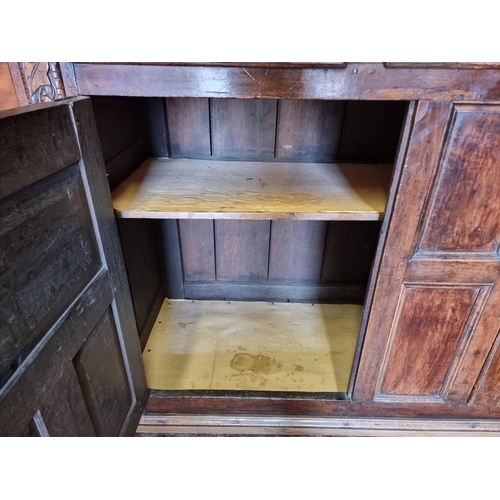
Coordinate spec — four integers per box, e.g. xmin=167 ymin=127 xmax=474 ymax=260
xmin=0 ymin=97 xmax=148 ymax=436
xmin=354 ymin=101 xmax=500 ymax=408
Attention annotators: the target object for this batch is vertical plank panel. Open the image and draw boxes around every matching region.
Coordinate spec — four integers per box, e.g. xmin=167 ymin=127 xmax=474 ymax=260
xmin=39 ymin=364 xmax=96 ymax=437
xmin=179 ymin=220 xmax=216 ymax=281
xmin=158 ymin=220 xmax=185 ymax=299
xmin=166 ymin=97 xmax=211 ymax=157
xmin=117 ymin=219 xmax=161 ymax=334
xmin=276 ymin=100 xmax=345 ymax=161
xmin=215 ymin=220 xmax=270 ymax=281
xmin=74 ymin=309 xmax=132 ymax=437
xmin=211 ymin=99 xmax=277 ymax=159
xmin=339 ymin=101 xmax=408 ymax=162
xmin=321 ymin=221 xmax=381 ymax=285
xmin=269 ymin=221 xmax=328 ymax=282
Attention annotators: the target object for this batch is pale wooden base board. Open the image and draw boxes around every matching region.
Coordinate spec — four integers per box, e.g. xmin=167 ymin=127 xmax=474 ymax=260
xmin=137 ymin=413 xmax=500 ymax=436
xmin=142 ymin=299 xmax=362 ymax=392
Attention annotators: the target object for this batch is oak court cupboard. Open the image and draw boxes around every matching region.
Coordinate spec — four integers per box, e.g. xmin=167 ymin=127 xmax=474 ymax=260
xmin=1 ymin=62 xmax=500 ymax=436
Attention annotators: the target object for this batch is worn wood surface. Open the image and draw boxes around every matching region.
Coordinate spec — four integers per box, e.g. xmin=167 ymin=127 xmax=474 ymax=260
xmin=184 ymin=282 xmax=366 ymax=303
xmin=137 ymin=413 xmax=500 ymax=436
xmin=269 ymin=221 xmax=327 ymax=282
xmin=112 ymin=158 xmax=392 ymax=220
xmin=73 ymin=63 xmax=500 ymax=101
xmin=179 ymin=220 xmax=215 ymax=281
xmin=166 ymin=97 xmax=211 ymax=157
xmin=157 ymin=220 xmax=185 ymax=299
xmin=0 ymin=63 xmax=21 ymax=111
xmin=74 ymin=309 xmax=132 ymax=436
xmin=72 ymin=98 xmax=149 ymax=435
xmin=276 ymin=100 xmax=344 ymax=161
xmin=211 ymin=99 xmax=277 ymax=159
xmin=0 ymin=164 xmax=100 ymax=387
xmin=215 ymin=220 xmax=270 ymax=281
xmin=0 ymin=104 xmax=80 ymax=201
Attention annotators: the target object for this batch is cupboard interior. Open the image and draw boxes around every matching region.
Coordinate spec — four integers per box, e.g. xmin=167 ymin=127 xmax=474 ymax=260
xmin=91 ymin=96 xmax=408 ymax=395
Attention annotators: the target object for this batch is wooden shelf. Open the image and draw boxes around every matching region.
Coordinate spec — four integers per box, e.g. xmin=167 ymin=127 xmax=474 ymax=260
xmin=111 ymin=158 xmax=393 ymax=220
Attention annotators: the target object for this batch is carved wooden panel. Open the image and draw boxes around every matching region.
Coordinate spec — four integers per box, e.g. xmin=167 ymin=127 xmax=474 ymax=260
xmin=17 ymin=62 xmax=66 ymax=104
xmin=416 ymin=105 xmax=500 ymax=258
xmin=377 ymin=285 xmax=487 ymax=402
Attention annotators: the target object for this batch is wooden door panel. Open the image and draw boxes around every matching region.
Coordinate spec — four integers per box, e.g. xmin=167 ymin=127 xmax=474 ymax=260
xmin=377 ymin=284 xmax=488 ymax=402
xmin=416 ymin=105 xmax=500 ymax=256
xmin=74 ymin=308 xmax=132 ymax=437
xmin=0 ymin=99 xmax=148 ymax=436
xmin=355 ymin=101 xmax=500 ymax=410
xmin=0 ymin=163 xmax=100 ymax=386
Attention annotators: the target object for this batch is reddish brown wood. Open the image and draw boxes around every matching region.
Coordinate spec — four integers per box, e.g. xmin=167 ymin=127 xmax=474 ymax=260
xmin=73 ymin=63 xmax=500 ymax=101
xmin=0 ymin=63 xmax=21 ymax=111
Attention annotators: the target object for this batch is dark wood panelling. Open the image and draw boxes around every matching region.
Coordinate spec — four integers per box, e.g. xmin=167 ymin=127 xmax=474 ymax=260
xmin=91 ymin=96 xmax=142 ymax=162
xmin=276 ymin=100 xmax=344 ymax=161
xmin=185 ymin=282 xmax=365 ymax=303
xmin=321 ymin=222 xmax=381 ymax=285
xmin=179 ymin=220 xmax=215 ymax=281
xmin=39 ymin=364 xmax=96 ymax=437
xmin=211 ymin=99 xmax=277 ymax=159
xmin=339 ymin=101 xmax=407 ymax=163
xmin=158 ymin=220 xmax=185 ymax=299
xmin=0 ymin=104 xmax=80 ymax=201
xmin=379 ymin=286 xmax=480 ymax=398
xmin=0 ymin=269 xmax=112 ymax=436
xmin=74 ymin=308 xmax=132 ymax=437
xmin=215 ymin=221 xmax=270 ymax=281
xmin=0 ymin=164 xmax=100 ymax=387
xmin=72 ymin=98 xmax=148 ymax=436
xmin=141 ymin=97 xmax=168 ymax=157
xmin=106 ymin=140 xmax=148 ymax=191
xmin=471 ymin=331 xmax=500 ymax=406
xmin=417 ymin=105 xmax=500 ymax=255
xmin=118 ymin=219 xmax=162 ymax=335
xmin=74 ymin=63 xmax=500 ymax=102
xmin=166 ymin=97 xmax=211 ymax=158
xmin=269 ymin=221 xmax=327 ymax=282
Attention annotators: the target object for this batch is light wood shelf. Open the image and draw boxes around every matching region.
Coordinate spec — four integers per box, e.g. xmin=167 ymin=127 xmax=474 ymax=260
xmin=111 ymin=158 xmax=393 ymax=220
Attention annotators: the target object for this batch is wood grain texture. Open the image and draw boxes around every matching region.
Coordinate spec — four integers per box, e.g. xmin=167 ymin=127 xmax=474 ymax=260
xmin=353 ymin=101 xmax=454 ymax=401
xmin=117 ymin=219 xmax=162 ymax=335
xmin=179 ymin=220 xmax=215 ymax=281
xmin=137 ymin=413 xmax=500 ymax=436
xmin=321 ymin=222 xmax=381 ymax=285
xmin=74 ymin=63 xmax=500 ymax=101
xmin=470 ymin=330 xmax=500 ymax=406
xmin=338 ymin=101 xmax=408 ymax=162
xmin=0 ymin=104 xmax=80 ymax=202
xmin=0 ymin=269 xmax=112 ymax=436
xmin=417 ymin=104 xmax=500 ymax=255
xmin=158 ymin=220 xmax=185 ymax=299
xmin=0 ymin=164 xmax=100 ymax=387
xmin=74 ymin=309 xmax=132 ymax=437
xmin=0 ymin=63 xmax=21 ymax=111
xmin=166 ymin=97 xmax=211 ymax=158
xmin=378 ymin=286 xmax=481 ymax=399
xmin=276 ymin=100 xmax=344 ymax=161
xmin=39 ymin=363 xmax=96 ymax=437
xmin=71 ymin=98 xmax=149 ymax=436
xmin=269 ymin=221 xmax=328 ymax=282
xmin=211 ymin=98 xmax=277 ymax=159
xmin=111 ymin=158 xmax=392 ymax=220
xmin=184 ymin=282 xmax=365 ymax=303
xmin=215 ymin=220 xmax=270 ymax=281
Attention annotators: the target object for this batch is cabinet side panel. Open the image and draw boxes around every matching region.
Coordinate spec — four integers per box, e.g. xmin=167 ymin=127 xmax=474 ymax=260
xmin=179 ymin=220 xmax=216 ymax=281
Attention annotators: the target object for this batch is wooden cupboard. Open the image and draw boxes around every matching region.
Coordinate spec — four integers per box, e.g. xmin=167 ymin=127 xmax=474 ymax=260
xmin=1 ymin=62 xmax=500 ymax=436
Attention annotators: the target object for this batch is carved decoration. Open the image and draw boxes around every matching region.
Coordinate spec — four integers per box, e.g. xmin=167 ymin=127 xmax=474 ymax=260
xmin=17 ymin=62 xmax=66 ymax=104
